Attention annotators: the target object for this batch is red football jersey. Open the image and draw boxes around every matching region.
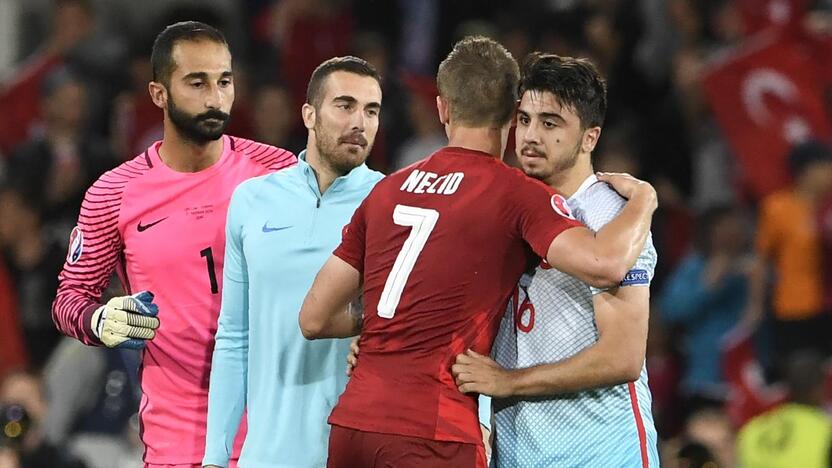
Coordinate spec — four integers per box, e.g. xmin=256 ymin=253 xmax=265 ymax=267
xmin=330 ymin=147 xmax=582 ymax=444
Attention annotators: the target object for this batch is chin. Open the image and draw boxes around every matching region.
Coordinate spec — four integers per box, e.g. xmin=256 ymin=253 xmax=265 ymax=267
xmin=523 ymin=166 xmax=549 ymax=181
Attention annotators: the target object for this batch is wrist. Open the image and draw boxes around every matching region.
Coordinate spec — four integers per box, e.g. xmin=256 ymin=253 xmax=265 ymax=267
xmin=506 ymin=367 xmax=527 ymax=396
xmin=83 ymin=303 xmax=103 ymax=344
xmin=633 ymin=184 xmax=657 ymax=207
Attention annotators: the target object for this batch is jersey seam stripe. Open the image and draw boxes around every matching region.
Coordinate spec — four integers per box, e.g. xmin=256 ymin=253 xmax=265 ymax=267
xmin=627 ymin=382 xmax=649 ymax=468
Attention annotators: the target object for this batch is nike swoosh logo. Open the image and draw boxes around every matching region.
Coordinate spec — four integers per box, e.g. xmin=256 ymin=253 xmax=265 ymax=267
xmin=262 ymin=222 xmax=292 ymax=233
xmin=137 ymin=217 xmax=168 ymax=232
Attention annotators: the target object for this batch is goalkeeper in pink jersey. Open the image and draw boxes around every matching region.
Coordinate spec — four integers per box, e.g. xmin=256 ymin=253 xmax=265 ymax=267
xmin=51 ymin=22 xmax=296 ymax=467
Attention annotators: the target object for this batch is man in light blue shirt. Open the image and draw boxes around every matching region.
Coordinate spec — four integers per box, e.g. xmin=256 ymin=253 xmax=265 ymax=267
xmin=203 ymin=57 xmax=384 ymax=468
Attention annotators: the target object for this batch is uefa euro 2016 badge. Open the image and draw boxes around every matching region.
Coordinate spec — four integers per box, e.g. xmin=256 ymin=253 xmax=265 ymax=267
xmin=550 ymin=194 xmax=575 ymax=220
xmin=67 ymin=226 xmax=83 ymax=264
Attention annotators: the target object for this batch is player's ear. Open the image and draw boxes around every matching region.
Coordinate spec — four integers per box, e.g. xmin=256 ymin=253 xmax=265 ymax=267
xmin=582 ymin=126 xmax=602 ymax=154
xmin=302 ymin=103 xmax=316 ymax=130
xmin=436 ymin=96 xmax=449 ymax=126
xmin=148 ymin=81 xmax=167 ymax=110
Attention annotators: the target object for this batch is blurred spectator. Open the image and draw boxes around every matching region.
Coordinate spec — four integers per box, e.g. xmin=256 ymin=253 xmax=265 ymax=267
xmin=0 ymin=186 xmax=67 ymax=369
xmin=596 ymin=125 xmax=693 ymax=290
xmin=266 ymin=0 xmax=355 ymax=130
xmin=41 ymin=340 xmax=141 ymax=468
xmin=110 ymin=37 xmax=162 ymax=160
xmin=820 ymin=189 xmax=832 ymax=314
xmin=684 ymin=407 xmax=737 ymax=468
xmin=0 ymin=370 xmax=87 ymax=468
xmin=737 ymin=351 xmax=832 ymax=468
xmin=352 ymin=31 xmax=411 ymax=172
xmin=393 ymin=74 xmax=445 ymax=170
xmin=0 ymin=0 xmax=94 ymax=155
xmin=0 ymin=247 xmax=28 ymax=381
xmin=661 ymin=204 xmax=750 ymax=406
xmin=0 ymin=2 xmax=20 ymax=79
xmin=673 ymin=440 xmax=720 ymax=468
xmin=646 ymin=308 xmax=684 ymax=438
xmin=250 ymin=82 xmax=305 ymax=154
xmin=7 ymin=68 xmax=116 ymax=231
xmin=398 ymin=0 xmax=438 ymax=75
xmin=746 ymin=140 xmax=832 ymax=362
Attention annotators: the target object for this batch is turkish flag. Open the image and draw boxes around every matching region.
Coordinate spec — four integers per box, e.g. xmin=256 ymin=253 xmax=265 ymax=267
xmin=702 ymin=34 xmax=832 ymax=199
xmin=721 ymin=327 xmax=787 ymax=426
xmin=736 ymin=0 xmax=808 ymax=36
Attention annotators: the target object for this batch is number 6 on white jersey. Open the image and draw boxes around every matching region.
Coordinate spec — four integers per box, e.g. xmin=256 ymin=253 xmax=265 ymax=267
xmin=377 ymin=204 xmax=439 ymax=319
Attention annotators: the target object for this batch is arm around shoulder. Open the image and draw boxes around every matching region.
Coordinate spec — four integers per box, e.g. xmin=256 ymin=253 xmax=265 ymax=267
xmin=546 ymin=177 xmax=657 ymax=288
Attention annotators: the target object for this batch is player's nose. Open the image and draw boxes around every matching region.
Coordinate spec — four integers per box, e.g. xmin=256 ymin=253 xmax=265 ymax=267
xmin=204 ymin=84 xmax=224 ymax=110
xmin=522 ymin=124 xmax=542 ymax=144
xmin=349 ymin=109 xmax=366 ymax=133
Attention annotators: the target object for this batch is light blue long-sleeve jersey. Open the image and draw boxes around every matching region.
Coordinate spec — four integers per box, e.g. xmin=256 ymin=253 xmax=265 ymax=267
xmin=203 ymin=152 xmax=383 ymax=468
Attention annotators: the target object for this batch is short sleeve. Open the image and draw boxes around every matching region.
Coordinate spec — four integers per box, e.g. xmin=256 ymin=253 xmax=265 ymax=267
xmin=576 ymin=183 xmax=657 ymax=295
xmin=508 ymin=175 xmax=583 ymax=259
xmin=334 ymin=196 xmax=368 ymax=273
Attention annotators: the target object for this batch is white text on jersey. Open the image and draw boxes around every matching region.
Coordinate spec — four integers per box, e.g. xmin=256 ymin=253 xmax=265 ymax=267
xmin=399 ymin=170 xmax=464 ymax=195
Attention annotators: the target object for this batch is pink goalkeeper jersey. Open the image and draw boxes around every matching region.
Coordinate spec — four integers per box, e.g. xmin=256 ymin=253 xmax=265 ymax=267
xmin=52 ymin=135 xmax=296 ymax=464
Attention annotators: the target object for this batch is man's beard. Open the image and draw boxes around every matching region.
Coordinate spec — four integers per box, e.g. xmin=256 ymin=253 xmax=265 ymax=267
xmin=314 ymin=121 xmax=372 ymax=175
xmin=552 ymin=139 xmax=582 ymax=173
xmin=520 ymin=138 xmax=582 ymax=182
xmin=168 ymin=95 xmax=230 ymax=144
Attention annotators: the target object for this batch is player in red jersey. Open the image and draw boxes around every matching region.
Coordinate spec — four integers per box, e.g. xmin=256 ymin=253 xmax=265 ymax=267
xmin=51 ymin=22 xmax=295 ymax=467
xmin=299 ymin=36 xmax=656 ymax=468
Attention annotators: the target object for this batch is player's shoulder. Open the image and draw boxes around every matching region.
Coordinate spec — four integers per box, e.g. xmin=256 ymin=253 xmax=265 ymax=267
xmin=361 ymin=165 xmax=385 ymax=184
xmin=578 ymin=180 xmax=625 ymax=208
xmin=487 ymin=161 xmax=553 ymax=198
xmin=232 ymin=169 xmax=293 ymax=203
xmin=580 ymin=179 xmax=626 ymax=205
xmin=87 ymin=152 xmax=154 ymax=194
xmin=228 ymin=135 xmax=296 ymax=168
xmin=346 ymin=163 xmax=385 ymax=189
xmin=228 ymin=135 xmax=295 ymax=159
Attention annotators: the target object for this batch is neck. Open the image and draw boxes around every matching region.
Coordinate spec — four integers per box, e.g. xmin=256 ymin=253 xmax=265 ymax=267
xmin=545 ymin=153 xmax=594 ymax=197
xmin=305 ymin=143 xmax=342 ymax=194
xmin=158 ymin=124 xmax=223 ymax=173
xmin=447 ymin=125 xmax=506 ymax=158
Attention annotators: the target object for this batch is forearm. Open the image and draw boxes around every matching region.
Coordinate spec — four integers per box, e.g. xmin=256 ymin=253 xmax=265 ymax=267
xmin=299 ymin=255 xmax=363 ymax=339
xmin=508 ymin=341 xmax=641 ymax=397
xmin=204 ymin=281 xmax=248 ymax=467
xmin=203 ymin=344 xmax=247 ymax=467
xmin=52 ymin=284 xmax=103 ymax=346
xmin=303 ymin=301 xmax=362 ymax=339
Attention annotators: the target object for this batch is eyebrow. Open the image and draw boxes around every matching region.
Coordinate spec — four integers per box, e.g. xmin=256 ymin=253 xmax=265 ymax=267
xmin=333 ymin=95 xmax=382 ymax=109
xmin=518 ymin=109 xmax=566 ymax=123
xmin=181 ymin=71 xmax=233 ymax=81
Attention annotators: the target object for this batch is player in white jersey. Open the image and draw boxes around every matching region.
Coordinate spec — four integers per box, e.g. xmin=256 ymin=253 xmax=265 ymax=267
xmin=451 ymin=53 xmax=659 ymax=467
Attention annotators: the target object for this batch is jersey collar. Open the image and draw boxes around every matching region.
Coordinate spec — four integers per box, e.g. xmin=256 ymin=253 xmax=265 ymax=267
xmin=297 ymin=149 xmax=368 ymax=195
xmin=569 ymin=174 xmax=598 ymax=202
